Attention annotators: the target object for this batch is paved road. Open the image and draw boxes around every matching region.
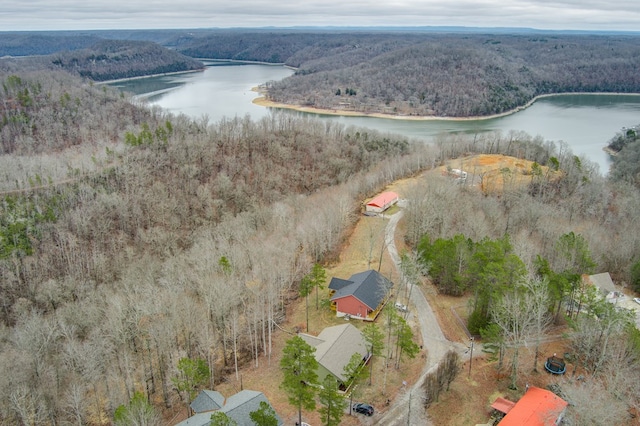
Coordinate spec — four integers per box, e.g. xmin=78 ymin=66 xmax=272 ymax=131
xmin=375 ymin=210 xmax=467 ymax=426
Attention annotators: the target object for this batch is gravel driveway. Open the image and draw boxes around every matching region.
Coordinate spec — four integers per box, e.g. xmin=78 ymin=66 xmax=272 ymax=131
xmin=375 ymin=210 xmax=467 ymax=426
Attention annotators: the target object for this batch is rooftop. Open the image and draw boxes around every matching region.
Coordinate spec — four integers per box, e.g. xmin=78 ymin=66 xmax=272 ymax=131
xmin=498 ymin=386 xmax=568 ymax=426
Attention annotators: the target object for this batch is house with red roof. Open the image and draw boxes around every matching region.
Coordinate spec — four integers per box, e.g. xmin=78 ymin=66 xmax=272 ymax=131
xmin=365 ymin=191 xmax=399 ymax=213
xmin=497 ymin=386 xmax=568 ymax=426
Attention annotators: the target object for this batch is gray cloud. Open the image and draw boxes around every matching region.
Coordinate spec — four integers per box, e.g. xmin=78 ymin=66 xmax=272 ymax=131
xmin=1 ymin=0 xmax=639 ymax=31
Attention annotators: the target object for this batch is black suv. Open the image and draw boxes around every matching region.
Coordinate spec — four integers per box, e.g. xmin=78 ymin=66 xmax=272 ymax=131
xmin=353 ymin=403 xmax=374 ymax=416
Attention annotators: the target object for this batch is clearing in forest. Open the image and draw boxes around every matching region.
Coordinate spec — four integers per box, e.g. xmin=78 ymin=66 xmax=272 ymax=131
xmin=441 ymin=154 xmax=558 ymax=194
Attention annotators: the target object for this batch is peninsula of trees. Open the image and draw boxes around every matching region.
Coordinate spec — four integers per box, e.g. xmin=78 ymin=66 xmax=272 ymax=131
xmin=172 ymin=31 xmax=640 ymax=117
xmin=607 ymin=124 xmax=640 ymax=188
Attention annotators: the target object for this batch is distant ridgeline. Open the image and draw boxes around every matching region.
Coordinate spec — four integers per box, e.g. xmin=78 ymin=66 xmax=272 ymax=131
xmin=0 ymin=37 xmax=204 ymax=81
xmin=2 ymin=29 xmax=640 ymax=115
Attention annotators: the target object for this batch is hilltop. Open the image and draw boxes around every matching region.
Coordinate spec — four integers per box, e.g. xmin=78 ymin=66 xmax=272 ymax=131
xmin=0 ymin=39 xmax=203 ymax=81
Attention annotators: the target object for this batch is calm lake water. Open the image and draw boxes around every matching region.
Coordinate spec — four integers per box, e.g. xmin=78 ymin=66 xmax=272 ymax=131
xmin=111 ymin=62 xmax=640 ymax=174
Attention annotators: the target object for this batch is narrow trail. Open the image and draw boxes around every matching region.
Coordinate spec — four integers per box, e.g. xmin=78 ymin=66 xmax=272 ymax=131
xmin=0 ymin=177 xmax=79 ymax=196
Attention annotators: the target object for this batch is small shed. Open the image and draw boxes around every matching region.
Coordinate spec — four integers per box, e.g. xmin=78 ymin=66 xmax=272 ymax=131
xmin=365 ymin=191 xmax=399 ymax=213
xmin=491 ymin=397 xmax=516 ymax=415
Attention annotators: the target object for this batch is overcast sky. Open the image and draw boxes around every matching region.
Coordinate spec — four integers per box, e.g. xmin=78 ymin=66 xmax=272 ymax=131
xmin=2 ymin=0 xmax=640 ymax=32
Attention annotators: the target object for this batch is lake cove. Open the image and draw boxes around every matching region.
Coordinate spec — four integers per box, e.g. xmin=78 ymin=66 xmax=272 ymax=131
xmin=113 ymin=64 xmax=640 ymax=175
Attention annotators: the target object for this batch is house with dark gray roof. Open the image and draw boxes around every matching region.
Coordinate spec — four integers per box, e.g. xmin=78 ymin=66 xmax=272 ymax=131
xmin=329 ymin=269 xmax=393 ymax=321
xmin=299 ymin=323 xmax=369 ymax=388
xmin=174 ymin=389 xmax=282 ymax=426
xmin=583 ymin=272 xmax=617 ymax=297
xmin=190 ymin=390 xmax=225 ymax=413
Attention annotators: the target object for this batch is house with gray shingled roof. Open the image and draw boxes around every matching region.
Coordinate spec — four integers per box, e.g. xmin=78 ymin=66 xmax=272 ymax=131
xmin=190 ymin=390 xmax=225 ymax=413
xmin=174 ymin=389 xmax=282 ymax=426
xmin=329 ymin=269 xmax=393 ymax=320
xmin=300 ymin=323 xmax=369 ymax=389
xmin=583 ymin=272 xmax=617 ymax=296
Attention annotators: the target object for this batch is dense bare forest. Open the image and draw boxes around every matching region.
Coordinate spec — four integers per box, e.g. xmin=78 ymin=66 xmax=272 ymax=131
xmin=264 ymin=34 xmax=640 ymax=117
xmin=0 ymin=30 xmax=196 ymax=56
xmin=3 ymin=30 xmax=640 ymax=117
xmin=1 ymin=37 xmax=640 ymax=424
xmin=0 ymin=33 xmax=102 ymax=57
xmin=0 ymin=40 xmax=203 ymax=82
xmin=167 ymin=31 xmax=640 ymax=117
xmin=0 ymin=69 xmax=433 ymax=424
xmin=608 ymin=124 xmax=640 ymax=190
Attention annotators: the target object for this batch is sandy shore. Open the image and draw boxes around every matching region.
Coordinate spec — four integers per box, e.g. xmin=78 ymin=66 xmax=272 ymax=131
xmin=95 ymin=68 xmax=205 ymax=85
xmin=252 ymin=89 xmax=540 ymax=121
xmin=253 ymin=90 xmax=640 ymax=122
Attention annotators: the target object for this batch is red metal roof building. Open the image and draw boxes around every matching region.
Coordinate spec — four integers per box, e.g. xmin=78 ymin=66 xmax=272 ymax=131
xmin=365 ymin=191 xmax=399 ymax=213
xmin=498 ymin=386 xmax=568 ymax=426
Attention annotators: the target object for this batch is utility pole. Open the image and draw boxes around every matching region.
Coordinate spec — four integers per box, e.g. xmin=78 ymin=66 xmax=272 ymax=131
xmin=406 ymin=389 xmax=412 ymax=426
xmin=468 ymin=337 xmax=474 ymax=378
xmin=349 ymin=385 xmax=358 ymax=416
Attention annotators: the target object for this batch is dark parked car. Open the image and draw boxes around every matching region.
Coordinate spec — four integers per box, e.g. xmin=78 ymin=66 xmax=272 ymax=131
xmin=353 ymin=402 xmax=374 ymax=416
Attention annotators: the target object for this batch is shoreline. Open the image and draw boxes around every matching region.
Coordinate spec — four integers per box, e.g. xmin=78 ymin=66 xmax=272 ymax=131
xmin=99 ymin=61 xmax=640 ymax=123
xmin=96 ymin=59 xmax=288 ymax=86
xmin=252 ymin=90 xmax=640 ymax=122
xmin=196 ymin=58 xmax=289 ymax=67
xmin=94 ymin=68 xmax=205 ymax=85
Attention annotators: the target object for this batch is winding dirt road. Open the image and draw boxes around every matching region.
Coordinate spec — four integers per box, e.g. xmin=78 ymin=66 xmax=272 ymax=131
xmin=374 ymin=210 xmax=467 ymax=426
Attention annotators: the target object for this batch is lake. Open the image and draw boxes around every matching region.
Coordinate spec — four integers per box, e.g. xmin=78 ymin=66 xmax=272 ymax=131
xmin=110 ymin=62 xmax=640 ymax=174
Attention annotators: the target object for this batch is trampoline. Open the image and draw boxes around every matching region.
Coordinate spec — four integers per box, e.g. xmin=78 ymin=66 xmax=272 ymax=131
xmin=545 ymin=355 xmax=566 ymax=374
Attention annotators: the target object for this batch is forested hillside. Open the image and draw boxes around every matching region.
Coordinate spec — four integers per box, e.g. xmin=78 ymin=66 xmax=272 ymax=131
xmin=1 ymin=45 xmax=640 ymax=423
xmin=0 ymin=71 xmax=146 ymax=155
xmin=263 ymin=34 xmax=640 ymax=117
xmin=2 ymin=30 xmax=639 ymax=116
xmin=157 ymin=31 xmax=640 ymax=117
xmin=0 ymin=32 xmax=102 ymax=57
xmin=0 ymin=29 xmax=210 ymax=56
xmin=402 ymin=135 xmax=640 ymax=424
xmin=0 ymin=69 xmax=429 ymax=424
xmin=0 ymin=39 xmax=204 ymax=81
xmin=607 ymin=124 xmax=640 ymax=191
